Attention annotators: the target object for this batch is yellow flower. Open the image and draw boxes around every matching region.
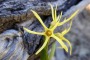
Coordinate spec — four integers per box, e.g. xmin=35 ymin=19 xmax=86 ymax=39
xmin=49 ymin=4 xmax=79 ymax=55
xmin=55 ymin=20 xmax=72 ymax=55
xmin=23 ymin=4 xmax=79 ymax=55
xmin=49 ymin=3 xmax=79 ymax=26
xmin=23 ymin=10 xmax=68 ymax=55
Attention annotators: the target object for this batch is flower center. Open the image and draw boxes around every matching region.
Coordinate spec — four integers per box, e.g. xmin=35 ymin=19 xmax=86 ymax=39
xmin=45 ymin=30 xmax=52 ymax=36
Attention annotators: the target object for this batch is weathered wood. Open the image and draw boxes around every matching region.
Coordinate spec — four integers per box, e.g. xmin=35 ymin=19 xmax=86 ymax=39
xmin=60 ymin=8 xmax=90 ymax=60
xmin=0 ymin=0 xmax=83 ymax=33
xmin=0 ymin=0 xmax=90 ymax=60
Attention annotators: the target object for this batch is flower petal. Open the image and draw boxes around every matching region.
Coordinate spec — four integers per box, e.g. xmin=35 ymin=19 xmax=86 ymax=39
xmin=49 ymin=3 xmax=55 ymax=21
xmin=23 ymin=27 xmax=44 ymax=35
xmin=51 ymin=19 xmax=59 ymax=31
xmin=51 ymin=13 xmax=62 ymax=30
xmin=35 ymin=37 xmax=49 ymax=55
xmin=61 ymin=20 xmax=72 ymax=35
xmin=31 ymin=10 xmax=48 ymax=30
xmin=58 ymin=10 xmax=79 ymax=26
xmin=54 ymin=5 xmax=57 ymax=21
xmin=60 ymin=36 xmax=72 ymax=55
xmin=52 ymin=35 xmax=68 ymax=52
xmin=55 ymin=33 xmax=72 ymax=55
xmin=57 ymin=12 xmax=62 ymax=21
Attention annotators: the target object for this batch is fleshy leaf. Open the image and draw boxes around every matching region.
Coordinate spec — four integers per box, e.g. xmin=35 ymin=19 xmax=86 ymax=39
xmin=49 ymin=43 xmax=56 ymax=60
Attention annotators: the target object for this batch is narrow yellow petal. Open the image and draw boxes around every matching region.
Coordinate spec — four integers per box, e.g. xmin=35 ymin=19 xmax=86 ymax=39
xmin=49 ymin=3 xmax=55 ymax=21
xmin=61 ymin=36 xmax=72 ymax=55
xmin=50 ymin=21 xmax=56 ymax=29
xmin=51 ymin=16 xmax=60 ymax=31
xmin=54 ymin=12 xmax=62 ymax=27
xmin=51 ymin=21 xmax=59 ymax=31
xmin=57 ymin=47 xmax=63 ymax=49
xmin=35 ymin=37 xmax=49 ymax=55
xmin=50 ymin=12 xmax=62 ymax=29
xmin=57 ymin=12 xmax=62 ymax=21
xmin=52 ymin=35 xmax=68 ymax=52
xmin=31 ymin=10 xmax=48 ymax=30
xmin=54 ymin=5 xmax=57 ymax=21
xmin=23 ymin=27 xmax=44 ymax=35
xmin=55 ymin=33 xmax=72 ymax=55
xmin=61 ymin=29 xmax=67 ymax=36
xmin=61 ymin=20 xmax=72 ymax=35
xmin=58 ymin=10 xmax=79 ymax=26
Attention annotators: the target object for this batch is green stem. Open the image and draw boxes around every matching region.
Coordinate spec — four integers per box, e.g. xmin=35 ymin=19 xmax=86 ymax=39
xmin=40 ymin=40 xmax=49 ymax=60
xmin=40 ymin=22 xmax=56 ymax=60
xmin=49 ymin=43 xmax=56 ymax=60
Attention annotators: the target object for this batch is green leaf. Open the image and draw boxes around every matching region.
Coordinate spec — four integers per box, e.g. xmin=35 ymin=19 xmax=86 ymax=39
xmin=49 ymin=43 xmax=56 ymax=60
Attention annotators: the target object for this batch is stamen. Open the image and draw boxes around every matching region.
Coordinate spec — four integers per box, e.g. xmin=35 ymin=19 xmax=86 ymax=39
xmin=45 ymin=30 xmax=52 ymax=36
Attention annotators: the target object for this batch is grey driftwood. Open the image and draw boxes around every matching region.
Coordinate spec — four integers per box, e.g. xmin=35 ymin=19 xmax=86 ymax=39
xmin=0 ymin=0 xmax=90 ymax=60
